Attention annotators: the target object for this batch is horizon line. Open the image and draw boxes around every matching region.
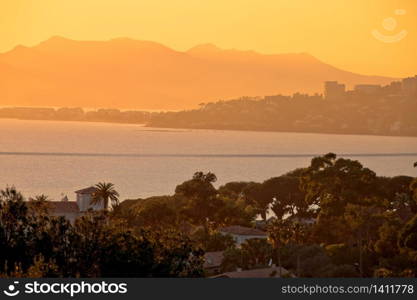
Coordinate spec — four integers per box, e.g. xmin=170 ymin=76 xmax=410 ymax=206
xmin=0 ymin=151 xmax=416 ymax=158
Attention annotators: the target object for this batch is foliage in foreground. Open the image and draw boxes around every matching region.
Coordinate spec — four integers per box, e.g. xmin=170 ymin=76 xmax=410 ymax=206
xmin=0 ymin=189 xmax=203 ymax=277
xmin=1 ymin=153 xmax=417 ymax=277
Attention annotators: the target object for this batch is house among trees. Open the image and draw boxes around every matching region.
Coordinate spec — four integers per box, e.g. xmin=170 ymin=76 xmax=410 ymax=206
xmin=47 ymin=186 xmax=103 ymax=223
xmin=219 ymin=225 xmax=267 ymax=246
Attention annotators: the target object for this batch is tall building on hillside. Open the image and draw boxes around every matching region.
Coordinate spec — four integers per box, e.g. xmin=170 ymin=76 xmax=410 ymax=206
xmin=324 ymin=81 xmax=345 ymax=100
xmin=402 ymin=75 xmax=417 ymax=97
xmin=382 ymin=81 xmax=402 ymax=95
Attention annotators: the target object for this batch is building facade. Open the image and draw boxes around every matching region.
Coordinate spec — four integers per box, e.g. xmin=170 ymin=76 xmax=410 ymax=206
xmin=402 ymin=75 xmax=417 ymax=97
xmin=75 ymin=186 xmax=104 ymax=212
xmin=45 ymin=186 xmax=104 ymax=223
xmin=324 ymin=81 xmax=346 ymax=100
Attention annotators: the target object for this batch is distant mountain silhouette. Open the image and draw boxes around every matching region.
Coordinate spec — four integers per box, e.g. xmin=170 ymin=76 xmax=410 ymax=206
xmin=0 ymin=36 xmax=395 ymax=109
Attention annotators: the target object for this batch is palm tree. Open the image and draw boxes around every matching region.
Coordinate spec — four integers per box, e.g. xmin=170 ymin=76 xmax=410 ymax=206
xmin=31 ymin=194 xmax=49 ymax=202
xmin=91 ymin=182 xmax=119 ymax=210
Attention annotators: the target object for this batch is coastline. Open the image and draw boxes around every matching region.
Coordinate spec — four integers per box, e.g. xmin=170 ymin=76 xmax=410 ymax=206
xmin=1 ymin=116 xmax=417 ymax=139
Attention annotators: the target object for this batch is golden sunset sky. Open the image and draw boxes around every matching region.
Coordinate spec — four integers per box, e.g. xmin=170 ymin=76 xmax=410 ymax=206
xmin=1 ymin=0 xmax=416 ymax=77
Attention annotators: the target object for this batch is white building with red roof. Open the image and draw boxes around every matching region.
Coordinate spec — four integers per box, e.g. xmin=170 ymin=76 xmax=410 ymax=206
xmin=45 ymin=186 xmax=104 ymax=223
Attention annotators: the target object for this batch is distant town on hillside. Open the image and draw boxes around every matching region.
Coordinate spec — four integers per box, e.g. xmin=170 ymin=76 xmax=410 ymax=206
xmin=1 ymin=75 xmax=416 ymax=137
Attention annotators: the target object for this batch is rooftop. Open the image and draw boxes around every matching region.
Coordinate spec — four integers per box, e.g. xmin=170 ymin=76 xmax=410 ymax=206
xmin=220 ymin=225 xmax=267 ymax=236
xmin=74 ymin=186 xmax=97 ymax=195
xmin=47 ymin=201 xmax=79 ymax=214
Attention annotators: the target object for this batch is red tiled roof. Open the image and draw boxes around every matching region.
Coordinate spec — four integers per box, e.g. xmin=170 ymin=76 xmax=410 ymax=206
xmin=204 ymin=251 xmax=224 ymax=268
xmin=212 ymin=266 xmax=291 ymax=278
xmin=74 ymin=186 xmax=97 ymax=194
xmin=220 ymin=225 xmax=267 ymax=236
xmin=47 ymin=201 xmax=79 ymax=213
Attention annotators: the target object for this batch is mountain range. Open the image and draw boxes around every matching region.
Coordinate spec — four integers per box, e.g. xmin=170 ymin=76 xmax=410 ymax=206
xmin=0 ymin=36 xmax=395 ymax=110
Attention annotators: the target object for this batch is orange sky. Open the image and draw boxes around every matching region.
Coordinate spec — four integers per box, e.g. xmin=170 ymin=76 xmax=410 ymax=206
xmin=1 ymin=0 xmax=416 ymax=78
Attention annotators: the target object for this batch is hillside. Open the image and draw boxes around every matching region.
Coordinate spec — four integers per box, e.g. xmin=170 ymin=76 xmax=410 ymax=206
xmin=0 ymin=36 xmax=395 ymax=110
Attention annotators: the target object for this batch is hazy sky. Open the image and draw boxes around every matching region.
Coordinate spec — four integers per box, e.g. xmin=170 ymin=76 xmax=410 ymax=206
xmin=1 ymin=0 xmax=416 ymax=77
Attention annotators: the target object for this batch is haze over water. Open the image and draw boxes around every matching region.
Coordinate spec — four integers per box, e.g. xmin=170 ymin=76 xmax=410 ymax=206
xmin=0 ymin=119 xmax=416 ymax=201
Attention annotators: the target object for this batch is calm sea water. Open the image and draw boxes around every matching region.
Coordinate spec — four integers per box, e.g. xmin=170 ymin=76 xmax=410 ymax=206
xmin=0 ymin=119 xmax=416 ymax=201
